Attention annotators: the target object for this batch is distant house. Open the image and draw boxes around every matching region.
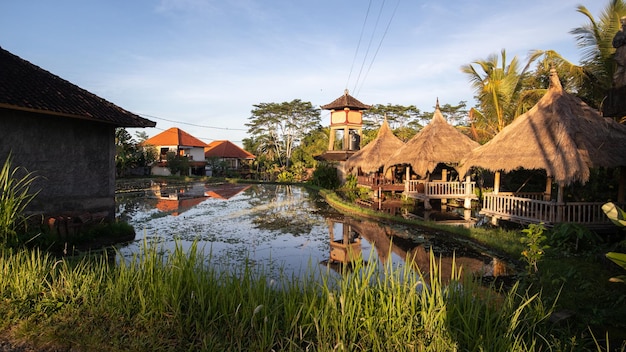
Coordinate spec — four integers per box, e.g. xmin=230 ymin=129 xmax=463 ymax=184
xmin=204 ymin=140 xmax=255 ymax=177
xmin=142 ymin=127 xmax=208 ymax=176
xmin=0 ymin=46 xmax=155 ymax=221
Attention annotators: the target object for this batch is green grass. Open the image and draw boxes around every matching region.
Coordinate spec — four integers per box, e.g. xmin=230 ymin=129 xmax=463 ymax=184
xmin=0 ymin=241 xmax=564 ymax=351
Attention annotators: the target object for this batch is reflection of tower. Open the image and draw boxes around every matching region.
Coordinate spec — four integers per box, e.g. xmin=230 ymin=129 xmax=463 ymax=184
xmin=327 ymin=219 xmax=362 ymax=263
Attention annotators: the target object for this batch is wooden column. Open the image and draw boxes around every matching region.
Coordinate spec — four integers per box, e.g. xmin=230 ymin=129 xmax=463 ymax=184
xmin=544 ymin=176 xmax=553 ymax=201
xmin=464 ymin=175 xmax=472 ymax=209
xmin=493 ymin=171 xmax=501 ymax=194
xmin=619 ymin=166 xmax=625 ymax=203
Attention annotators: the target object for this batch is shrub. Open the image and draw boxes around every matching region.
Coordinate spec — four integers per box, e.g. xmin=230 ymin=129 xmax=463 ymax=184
xmin=310 ymin=163 xmax=340 ymax=189
xmin=0 ymin=154 xmax=39 ymax=247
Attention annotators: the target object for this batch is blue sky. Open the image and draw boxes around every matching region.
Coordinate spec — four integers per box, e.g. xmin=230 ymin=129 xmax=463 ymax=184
xmin=1 ymin=0 xmax=605 ymax=145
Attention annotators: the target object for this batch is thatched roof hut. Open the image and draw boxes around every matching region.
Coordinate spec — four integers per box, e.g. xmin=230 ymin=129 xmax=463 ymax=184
xmin=345 ymin=118 xmax=404 ymax=174
xmin=384 ymin=102 xmax=479 ymax=177
xmin=458 ymin=69 xmax=626 ymax=187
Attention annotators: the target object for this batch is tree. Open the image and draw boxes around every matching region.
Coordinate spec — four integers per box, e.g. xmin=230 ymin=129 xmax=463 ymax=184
xmin=165 ymin=152 xmax=190 ymax=176
xmin=461 ymin=49 xmax=535 ymax=139
xmin=115 ymin=128 xmax=136 ymax=177
xmin=363 ymin=104 xmax=421 ymax=142
xmin=528 ymin=1 xmax=626 ymax=110
xmin=246 ymin=99 xmax=321 ymax=169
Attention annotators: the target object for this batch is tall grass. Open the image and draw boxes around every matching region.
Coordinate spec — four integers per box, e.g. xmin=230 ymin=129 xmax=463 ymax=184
xmin=0 ymin=153 xmax=39 ymax=246
xmin=0 ymin=242 xmax=564 ymax=351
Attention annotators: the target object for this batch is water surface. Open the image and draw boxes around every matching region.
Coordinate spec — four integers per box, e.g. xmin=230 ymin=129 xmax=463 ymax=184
xmin=116 ymin=182 xmax=511 ymax=281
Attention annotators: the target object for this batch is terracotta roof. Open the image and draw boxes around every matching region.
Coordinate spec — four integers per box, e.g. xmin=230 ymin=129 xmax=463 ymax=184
xmin=0 ymin=46 xmax=155 ymax=128
xmin=321 ymin=89 xmax=371 ymax=110
xmin=204 ymin=140 xmax=255 ymax=159
xmin=143 ymin=127 xmax=208 ymax=147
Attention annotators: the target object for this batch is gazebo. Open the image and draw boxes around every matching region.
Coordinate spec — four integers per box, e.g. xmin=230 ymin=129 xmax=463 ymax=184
xmin=344 ymin=117 xmax=405 ymax=192
xmin=459 ymin=69 xmax=626 ymax=227
xmin=385 ymin=101 xmax=480 ymax=209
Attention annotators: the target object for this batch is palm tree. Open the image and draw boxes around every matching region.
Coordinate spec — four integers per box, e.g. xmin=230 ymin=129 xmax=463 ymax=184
xmin=461 ymin=49 xmax=533 ymax=139
xmin=530 ymin=0 xmax=626 ymax=109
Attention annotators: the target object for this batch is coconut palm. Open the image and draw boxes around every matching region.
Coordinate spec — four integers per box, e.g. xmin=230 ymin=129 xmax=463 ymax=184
xmin=461 ymin=49 xmax=534 ymax=140
xmin=531 ymin=0 xmax=626 ymax=109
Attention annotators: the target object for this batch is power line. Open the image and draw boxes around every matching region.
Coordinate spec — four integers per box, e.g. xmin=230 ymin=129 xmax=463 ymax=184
xmin=355 ymin=0 xmax=401 ymax=97
xmin=352 ymin=0 xmax=386 ymax=95
xmin=139 ymin=126 xmax=244 ymax=144
xmin=346 ymin=0 xmax=373 ymax=91
xmin=139 ymin=113 xmax=247 ymax=131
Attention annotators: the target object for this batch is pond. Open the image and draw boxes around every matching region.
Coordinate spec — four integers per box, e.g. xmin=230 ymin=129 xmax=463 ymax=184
xmin=115 ymin=182 xmax=512 ymax=282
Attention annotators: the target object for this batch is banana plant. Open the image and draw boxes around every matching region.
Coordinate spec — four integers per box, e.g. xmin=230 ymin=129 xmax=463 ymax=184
xmin=602 ymin=202 xmax=626 ymax=283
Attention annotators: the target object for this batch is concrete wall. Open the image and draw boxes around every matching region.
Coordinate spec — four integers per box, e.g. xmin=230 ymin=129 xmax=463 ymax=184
xmin=0 ymin=109 xmax=116 ymax=219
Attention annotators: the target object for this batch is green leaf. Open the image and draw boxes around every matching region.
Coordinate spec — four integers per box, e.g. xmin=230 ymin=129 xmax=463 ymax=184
xmin=606 ymin=252 xmax=626 ymax=271
xmin=602 ymin=202 xmax=626 ymax=227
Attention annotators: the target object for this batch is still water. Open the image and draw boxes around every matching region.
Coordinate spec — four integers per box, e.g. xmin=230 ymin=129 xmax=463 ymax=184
xmin=115 ymin=182 xmax=510 ymax=281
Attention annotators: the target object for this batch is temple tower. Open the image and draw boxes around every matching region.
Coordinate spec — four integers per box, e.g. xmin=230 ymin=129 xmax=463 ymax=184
xmin=321 ymin=89 xmax=370 ymax=159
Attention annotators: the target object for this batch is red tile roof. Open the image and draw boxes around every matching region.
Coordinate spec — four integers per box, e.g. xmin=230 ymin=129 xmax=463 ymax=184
xmin=143 ymin=127 xmax=208 ymax=147
xmin=321 ymin=89 xmax=371 ymax=110
xmin=0 ymin=46 xmax=155 ymax=128
xmin=204 ymin=140 xmax=255 ymax=159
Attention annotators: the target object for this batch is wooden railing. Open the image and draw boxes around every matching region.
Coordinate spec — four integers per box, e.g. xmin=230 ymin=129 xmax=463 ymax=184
xmin=481 ymin=193 xmax=615 ymax=226
xmin=405 ymin=181 xmax=476 ymax=198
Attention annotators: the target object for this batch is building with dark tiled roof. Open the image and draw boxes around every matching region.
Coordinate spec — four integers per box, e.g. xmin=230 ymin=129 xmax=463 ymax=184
xmin=0 ymin=46 xmax=155 ymax=221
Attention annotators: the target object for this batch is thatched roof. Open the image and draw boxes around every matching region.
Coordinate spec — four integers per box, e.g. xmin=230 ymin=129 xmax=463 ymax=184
xmin=458 ymin=69 xmax=626 ymax=186
xmin=321 ymin=89 xmax=371 ymax=110
xmin=384 ymin=102 xmax=479 ymax=177
xmin=345 ymin=118 xmax=404 ymax=174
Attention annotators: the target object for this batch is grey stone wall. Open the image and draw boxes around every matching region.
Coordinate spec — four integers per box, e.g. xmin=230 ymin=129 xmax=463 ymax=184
xmin=0 ymin=109 xmax=116 ymax=219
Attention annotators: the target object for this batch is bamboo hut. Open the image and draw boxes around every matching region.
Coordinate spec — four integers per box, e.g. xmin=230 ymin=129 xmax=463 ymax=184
xmin=344 ymin=117 xmax=405 ymax=191
xmin=458 ymin=69 xmax=626 ymax=227
xmin=385 ymin=101 xmax=480 ymax=209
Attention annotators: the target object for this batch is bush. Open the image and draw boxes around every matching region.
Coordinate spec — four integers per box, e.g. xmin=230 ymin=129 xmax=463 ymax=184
xmin=0 ymin=154 xmax=39 ymax=247
xmin=310 ymin=163 xmax=340 ymax=189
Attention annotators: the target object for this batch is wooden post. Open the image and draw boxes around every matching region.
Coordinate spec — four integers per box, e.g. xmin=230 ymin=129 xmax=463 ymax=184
xmin=494 ymin=171 xmax=501 ymax=194
xmin=556 ymin=185 xmax=564 ymax=223
xmin=464 ymin=175 xmax=472 ymax=209
xmin=619 ymin=166 xmax=625 ymax=203
xmin=544 ymin=176 xmax=553 ymax=201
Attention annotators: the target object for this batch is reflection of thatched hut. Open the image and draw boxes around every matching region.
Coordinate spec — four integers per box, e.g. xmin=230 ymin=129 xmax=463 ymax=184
xmin=385 ymin=101 xmax=479 ymax=180
xmin=459 ymin=69 xmax=626 ymax=226
xmin=345 ymin=117 xmax=404 ymax=178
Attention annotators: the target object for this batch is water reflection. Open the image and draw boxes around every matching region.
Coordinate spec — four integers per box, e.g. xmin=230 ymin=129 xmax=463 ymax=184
xmin=321 ymin=218 xmax=510 ymax=282
xmin=115 ymin=183 xmax=512 ymax=281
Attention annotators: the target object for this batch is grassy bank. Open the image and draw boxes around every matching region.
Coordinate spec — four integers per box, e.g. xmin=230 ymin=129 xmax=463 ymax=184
xmin=1 ymin=241 xmax=562 ymax=351
xmin=317 ymin=187 xmax=626 ymax=349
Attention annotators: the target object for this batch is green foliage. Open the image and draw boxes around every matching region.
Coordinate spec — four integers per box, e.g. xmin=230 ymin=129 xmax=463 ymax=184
xmin=548 ymin=223 xmax=601 ymax=253
xmin=245 ymin=99 xmax=321 ymax=169
xmin=165 ymin=152 xmax=190 ymax=176
xmin=606 ymin=252 xmax=626 ymax=283
xmin=0 ymin=242 xmax=557 ymax=351
xmin=309 ymin=163 xmax=340 ymax=189
xmin=115 ymin=128 xmax=156 ymax=177
xmin=276 ymin=170 xmax=294 ymax=183
xmin=603 ymin=201 xmax=626 ymax=227
xmin=0 ymin=154 xmax=39 ymax=247
xmin=603 ymin=202 xmax=626 ymax=283
xmin=520 ymin=223 xmax=549 ymax=275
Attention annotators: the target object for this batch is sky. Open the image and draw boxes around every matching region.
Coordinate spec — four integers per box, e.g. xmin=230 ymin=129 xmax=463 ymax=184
xmin=0 ymin=0 xmax=606 ymax=146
